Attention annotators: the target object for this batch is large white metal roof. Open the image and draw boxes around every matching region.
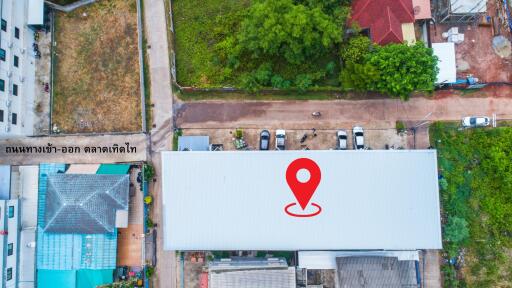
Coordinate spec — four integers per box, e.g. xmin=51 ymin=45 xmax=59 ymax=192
xmin=162 ymin=150 xmax=442 ymax=251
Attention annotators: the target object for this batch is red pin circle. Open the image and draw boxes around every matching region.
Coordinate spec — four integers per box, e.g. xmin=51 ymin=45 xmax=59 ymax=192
xmin=286 ymin=158 xmax=321 ymax=210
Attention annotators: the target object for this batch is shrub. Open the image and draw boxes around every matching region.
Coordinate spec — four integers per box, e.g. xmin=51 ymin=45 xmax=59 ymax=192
xmin=234 ymin=128 xmax=243 ymax=139
xmin=340 ymin=36 xmax=373 ymax=65
xmin=395 ymin=121 xmax=406 ymax=134
xmin=146 ymin=217 xmax=154 ymax=228
xmin=145 ymin=265 xmax=155 ymax=278
xmin=143 ymin=164 xmax=155 ymax=180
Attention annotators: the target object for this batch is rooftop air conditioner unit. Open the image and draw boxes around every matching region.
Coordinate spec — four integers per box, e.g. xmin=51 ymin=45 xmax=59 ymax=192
xmin=5 ymin=100 xmax=11 ymax=107
xmin=7 ymin=71 xmax=12 ymax=78
xmin=7 ymin=42 xmax=12 ymax=48
xmin=5 ymin=126 xmax=10 ymax=132
xmin=19 ymin=76 xmax=24 ymax=82
xmin=20 ymin=48 xmax=25 ymax=54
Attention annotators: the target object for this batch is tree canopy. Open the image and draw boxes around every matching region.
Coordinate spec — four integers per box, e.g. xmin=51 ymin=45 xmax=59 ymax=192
xmin=215 ymin=0 xmax=349 ymax=91
xmin=340 ymin=41 xmax=438 ymax=100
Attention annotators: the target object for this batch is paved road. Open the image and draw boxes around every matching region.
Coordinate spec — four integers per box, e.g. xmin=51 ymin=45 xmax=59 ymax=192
xmin=176 ymin=96 xmax=512 ymax=129
xmin=0 ymin=133 xmax=147 ymax=165
xmin=143 ymin=0 xmax=176 ymax=287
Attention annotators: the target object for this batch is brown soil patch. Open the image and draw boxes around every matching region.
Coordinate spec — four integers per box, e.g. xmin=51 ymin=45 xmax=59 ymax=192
xmin=52 ymin=0 xmax=141 ymax=133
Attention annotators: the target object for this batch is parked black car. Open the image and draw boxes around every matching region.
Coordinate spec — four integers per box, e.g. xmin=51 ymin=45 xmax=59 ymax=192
xmin=259 ymin=130 xmax=270 ymax=150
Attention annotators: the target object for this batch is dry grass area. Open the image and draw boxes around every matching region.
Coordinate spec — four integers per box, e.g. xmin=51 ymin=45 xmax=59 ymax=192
xmin=53 ymin=0 xmax=141 ymax=133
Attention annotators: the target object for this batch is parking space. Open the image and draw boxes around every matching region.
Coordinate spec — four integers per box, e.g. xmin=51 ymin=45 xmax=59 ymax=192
xmin=180 ymin=127 xmax=412 ymax=151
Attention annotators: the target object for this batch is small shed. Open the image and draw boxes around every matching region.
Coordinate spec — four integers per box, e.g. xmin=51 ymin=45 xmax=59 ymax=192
xmin=432 ymin=42 xmax=457 ymax=84
xmin=178 ymin=136 xmax=210 ymax=151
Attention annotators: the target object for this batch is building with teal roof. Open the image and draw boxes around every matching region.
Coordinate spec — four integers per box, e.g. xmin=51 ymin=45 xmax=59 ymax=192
xmin=36 ymin=164 xmax=130 ymax=288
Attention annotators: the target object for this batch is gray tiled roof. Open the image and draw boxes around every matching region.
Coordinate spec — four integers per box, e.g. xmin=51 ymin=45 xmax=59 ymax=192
xmin=44 ymin=174 xmax=129 ymax=234
xmin=336 ymin=256 xmax=419 ymax=288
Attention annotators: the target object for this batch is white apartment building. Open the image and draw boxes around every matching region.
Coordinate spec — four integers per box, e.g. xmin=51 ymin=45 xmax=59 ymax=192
xmin=0 ymin=199 xmax=19 ymax=288
xmin=0 ymin=165 xmax=38 ymax=288
xmin=0 ymin=0 xmax=44 ymax=137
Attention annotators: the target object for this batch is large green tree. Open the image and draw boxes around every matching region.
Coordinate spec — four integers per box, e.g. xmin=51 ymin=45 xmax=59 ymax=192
xmin=366 ymin=42 xmax=438 ymax=100
xmin=216 ymin=0 xmax=348 ymax=91
xmin=340 ymin=40 xmax=438 ymax=100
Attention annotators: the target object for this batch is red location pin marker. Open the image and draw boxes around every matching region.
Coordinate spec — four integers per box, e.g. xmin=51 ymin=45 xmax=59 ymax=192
xmin=286 ymin=158 xmax=321 ymax=210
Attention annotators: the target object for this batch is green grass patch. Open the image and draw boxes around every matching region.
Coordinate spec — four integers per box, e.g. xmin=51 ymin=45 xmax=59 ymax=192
xmin=172 ymin=129 xmax=183 ymax=151
xmin=430 ymin=123 xmax=512 ymax=287
xmin=173 ymin=0 xmax=251 ymax=87
xmin=172 ymin=0 xmax=340 ymax=89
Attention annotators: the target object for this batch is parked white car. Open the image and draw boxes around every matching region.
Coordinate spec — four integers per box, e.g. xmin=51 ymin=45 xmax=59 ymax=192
xmin=352 ymin=126 xmax=365 ymax=150
xmin=337 ymin=130 xmax=348 ymax=150
xmin=462 ymin=116 xmax=490 ymax=128
xmin=276 ymin=130 xmax=286 ymax=150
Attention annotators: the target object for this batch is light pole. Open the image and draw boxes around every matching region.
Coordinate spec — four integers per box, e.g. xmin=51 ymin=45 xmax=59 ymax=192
xmin=412 ymin=112 xmax=433 ymax=149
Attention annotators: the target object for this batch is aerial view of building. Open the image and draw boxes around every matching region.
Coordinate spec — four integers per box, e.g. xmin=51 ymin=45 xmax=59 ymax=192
xmin=0 ymin=0 xmax=512 ymax=287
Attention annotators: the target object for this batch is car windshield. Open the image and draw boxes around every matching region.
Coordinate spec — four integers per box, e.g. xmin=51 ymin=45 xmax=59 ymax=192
xmin=355 ymin=132 xmax=363 ymax=137
xmin=470 ymin=118 xmax=476 ymax=125
xmin=339 ymin=135 xmax=347 ymax=139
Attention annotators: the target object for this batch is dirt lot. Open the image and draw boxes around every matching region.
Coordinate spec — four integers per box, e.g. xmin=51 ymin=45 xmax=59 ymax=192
xmin=430 ymin=2 xmax=512 ymax=82
xmin=52 ymin=0 xmax=141 ymax=133
xmin=183 ymin=252 xmax=207 ymax=288
xmin=180 ymin=128 xmax=411 ymax=151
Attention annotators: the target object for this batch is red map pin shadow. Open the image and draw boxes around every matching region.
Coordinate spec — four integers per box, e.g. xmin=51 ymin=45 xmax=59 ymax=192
xmin=286 ymin=158 xmax=321 ymax=210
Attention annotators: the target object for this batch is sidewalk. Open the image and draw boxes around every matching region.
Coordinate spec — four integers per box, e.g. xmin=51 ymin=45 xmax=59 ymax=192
xmin=142 ymin=0 xmax=176 ymax=287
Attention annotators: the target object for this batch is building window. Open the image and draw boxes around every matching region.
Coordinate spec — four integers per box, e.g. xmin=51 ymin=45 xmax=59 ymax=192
xmin=6 ymin=268 xmax=12 ymax=281
xmin=0 ymin=49 xmax=5 ymax=61
xmin=7 ymin=243 xmax=12 ymax=256
xmin=13 ymin=84 xmax=18 ymax=96
xmin=0 ymin=110 xmax=3 ymax=122
xmin=13 ymin=55 xmax=18 ymax=67
xmin=11 ymin=114 xmax=16 ymax=125
xmin=14 ymin=27 xmax=19 ymax=39
xmin=8 ymin=206 xmax=14 ymax=218
xmin=0 ymin=79 xmax=4 ymax=92
xmin=1 ymin=20 xmax=6 ymax=32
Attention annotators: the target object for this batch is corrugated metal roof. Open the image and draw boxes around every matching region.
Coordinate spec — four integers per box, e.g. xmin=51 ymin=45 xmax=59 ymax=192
xmin=450 ymin=0 xmax=486 ymax=13
xmin=178 ymin=136 xmax=209 ymax=151
xmin=209 ymin=267 xmax=296 ymax=288
xmin=298 ymin=251 xmax=419 ymax=270
xmin=162 ymin=150 xmax=442 ymax=250
xmin=44 ymin=174 xmax=129 ymax=234
xmin=336 ymin=256 xmax=418 ymax=287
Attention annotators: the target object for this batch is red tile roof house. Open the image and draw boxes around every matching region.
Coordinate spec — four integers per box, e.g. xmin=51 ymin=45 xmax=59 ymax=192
xmin=350 ymin=0 xmax=432 ymax=45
